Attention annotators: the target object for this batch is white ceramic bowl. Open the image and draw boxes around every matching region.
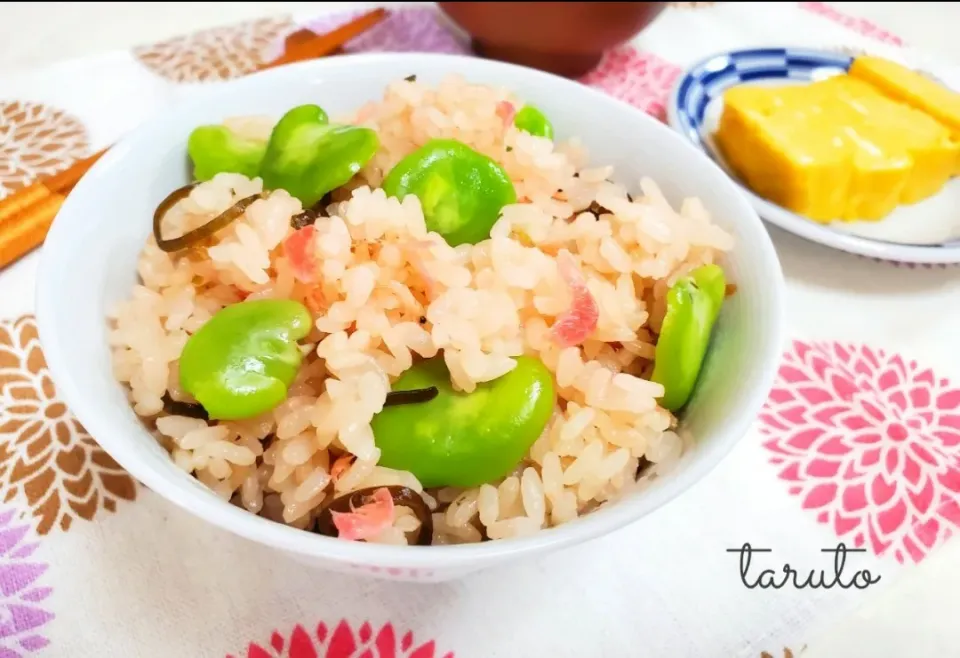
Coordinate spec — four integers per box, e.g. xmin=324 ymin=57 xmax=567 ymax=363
xmin=36 ymin=53 xmax=785 ymax=582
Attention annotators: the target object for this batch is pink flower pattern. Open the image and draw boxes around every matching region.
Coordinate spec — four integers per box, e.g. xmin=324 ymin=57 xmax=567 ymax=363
xmin=0 ymin=507 xmax=53 ymax=656
xmin=579 ymin=47 xmax=682 ymax=122
xmin=798 ymin=2 xmax=905 ymax=46
xmin=759 ymin=341 xmax=960 ymax=564
xmin=228 ymin=620 xmax=453 ymax=658
xmin=299 ymin=7 xmax=470 ymax=56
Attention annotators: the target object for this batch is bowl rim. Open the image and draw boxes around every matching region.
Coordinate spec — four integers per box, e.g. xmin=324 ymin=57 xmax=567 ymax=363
xmin=36 ymin=51 xmax=786 ymax=570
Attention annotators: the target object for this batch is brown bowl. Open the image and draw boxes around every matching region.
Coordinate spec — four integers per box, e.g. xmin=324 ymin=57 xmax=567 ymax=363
xmin=438 ymin=2 xmax=667 ymax=78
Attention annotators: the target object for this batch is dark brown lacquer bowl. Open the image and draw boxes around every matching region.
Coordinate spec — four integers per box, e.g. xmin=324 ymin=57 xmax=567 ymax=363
xmin=438 ymin=2 xmax=667 ymax=78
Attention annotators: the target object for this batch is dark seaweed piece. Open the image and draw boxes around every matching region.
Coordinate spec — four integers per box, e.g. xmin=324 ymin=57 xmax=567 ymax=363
xmin=635 ymin=456 xmax=653 ymax=479
xmin=418 ymin=316 xmax=427 ymax=325
xmin=290 ymin=207 xmax=320 ymax=230
xmin=383 ymin=386 xmax=439 ymax=408
xmin=587 ymin=200 xmax=613 ymax=217
xmin=314 ymin=486 xmax=433 ymax=545
xmin=404 ymin=74 xmax=417 ymax=82
xmin=566 ymin=199 xmax=614 ymax=223
xmin=154 ymin=185 xmax=260 ymax=253
xmin=472 ymin=516 xmax=490 ymax=542
xmin=573 ymin=179 xmax=632 ymax=219
xmin=261 ymin=433 xmax=277 ymax=451
xmin=161 ymin=393 xmax=209 ymax=421
xmin=290 ymin=191 xmax=334 ymax=229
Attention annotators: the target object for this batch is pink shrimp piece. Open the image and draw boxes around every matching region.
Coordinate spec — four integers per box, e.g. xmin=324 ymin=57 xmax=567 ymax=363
xmin=331 ymin=487 xmax=395 ymax=542
xmin=283 ymin=225 xmax=319 ymax=284
xmin=330 ymin=454 xmax=354 ymax=482
xmin=551 ymin=249 xmax=599 ymax=347
xmin=496 ymin=100 xmax=516 ymax=127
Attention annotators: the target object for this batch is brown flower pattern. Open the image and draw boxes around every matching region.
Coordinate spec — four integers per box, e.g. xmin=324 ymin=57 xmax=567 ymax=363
xmin=133 ymin=16 xmax=295 ymax=83
xmin=0 ymin=315 xmax=136 ymax=534
xmin=0 ymin=101 xmax=90 ymax=198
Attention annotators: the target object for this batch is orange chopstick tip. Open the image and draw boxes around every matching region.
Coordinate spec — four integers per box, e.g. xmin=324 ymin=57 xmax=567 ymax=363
xmin=0 ymin=183 xmax=50 ymax=225
xmin=0 ymin=193 xmax=66 ymax=269
xmin=269 ymin=8 xmax=388 ymax=66
xmin=0 ymin=9 xmax=387 ymax=270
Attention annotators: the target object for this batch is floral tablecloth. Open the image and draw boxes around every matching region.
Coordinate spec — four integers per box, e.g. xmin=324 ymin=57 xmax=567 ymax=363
xmin=1 ymin=3 xmax=959 ymax=657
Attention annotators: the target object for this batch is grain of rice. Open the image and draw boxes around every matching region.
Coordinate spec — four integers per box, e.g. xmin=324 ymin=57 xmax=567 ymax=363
xmin=283 ymin=491 xmax=325 ymax=523
xmin=395 ymin=515 xmax=421 ymax=534
xmin=497 ymin=476 xmax=524 ymax=519
xmin=207 ymin=458 xmax=232 ymax=480
xmin=359 ymin=466 xmax=423 ymax=492
xmin=370 ymin=527 xmax=409 ymax=545
xmin=293 ymin=468 xmax=331 ymax=503
xmin=156 ymin=416 xmax=208 ymax=440
xmin=486 ymin=517 xmax=542 ymax=540
xmin=436 ymin=488 xmax=461 ymax=504
xmin=269 ymin=458 xmax=296 ymax=489
xmin=335 ymin=452 xmax=379 ymax=493
xmin=199 ymin=441 xmax=256 ymax=466
xmin=432 ymin=513 xmax=483 ymax=545
xmin=445 ymin=490 xmax=480 ymax=528
xmin=211 ymin=479 xmax=236 ymax=501
xmin=551 ymin=490 xmax=579 ymax=525
xmin=540 ymin=452 xmax=564 ymax=500
xmin=241 ymin=471 xmax=264 ymax=513
xmin=281 ymin=434 xmax=316 ymax=466
xmin=179 ymin=425 xmax=230 ymax=451
xmin=172 ymin=448 xmax=194 ymax=473
xmin=560 ymin=406 xmax=595 ymax=442
xmin=275 ymin=399 xmax=315 ymax=439
xmin=420 ymin=490 xmax=439 ymax=511
xmin=520 ymin=468 xmax=546 ymax=526
xmin=598 ymin=447 xmax=632 ymax=481
xmin=477 ymin=484 xmax=500 ymax=527
xmin=562 ymin=439 xmax=604 ymax=486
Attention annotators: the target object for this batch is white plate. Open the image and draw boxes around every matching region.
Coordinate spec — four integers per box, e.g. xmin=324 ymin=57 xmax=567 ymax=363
xmin=667 ymin=46 xmax=960 ymax=264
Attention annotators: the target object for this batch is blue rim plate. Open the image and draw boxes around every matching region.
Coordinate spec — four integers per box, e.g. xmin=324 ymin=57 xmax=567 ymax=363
xmin=666 ymin=46 xmax=960 ymax=265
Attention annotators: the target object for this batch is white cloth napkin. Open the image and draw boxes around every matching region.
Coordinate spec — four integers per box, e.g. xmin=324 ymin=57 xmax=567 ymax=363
xmin=1 ymin=3 xmax=958 ymax=657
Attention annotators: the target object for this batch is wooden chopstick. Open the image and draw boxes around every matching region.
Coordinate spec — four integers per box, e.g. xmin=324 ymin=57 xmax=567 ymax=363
xmin=0 ymin=8 xmax=386 ymax=270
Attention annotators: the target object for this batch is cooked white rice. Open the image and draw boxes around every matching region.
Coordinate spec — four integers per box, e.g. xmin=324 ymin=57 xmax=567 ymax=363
xmin=108 ymin=74 xmax=733 ymax=545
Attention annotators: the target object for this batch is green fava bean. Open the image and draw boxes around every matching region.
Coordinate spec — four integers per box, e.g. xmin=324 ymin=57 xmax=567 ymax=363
xmin=371 ymin=355 xmax=555 ymax=488
xmin=179 ymin=299 xmax=312 ymax=421
xmin=651 ymin=264 xmax=726 ymax=412
xmin=187 ymin=125 xmax=268 ymax=182
xmin=382 ymin=138 xmax=517 ymax=247
xmin=513 ymin=105 xmax=554 ymax=139
xmin=260 ymin=104 xmax=379 ymax=208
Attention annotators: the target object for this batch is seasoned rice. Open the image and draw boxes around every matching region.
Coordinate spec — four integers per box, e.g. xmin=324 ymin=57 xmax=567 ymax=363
xmin=109 ymin=74 xmax=733 ymax=544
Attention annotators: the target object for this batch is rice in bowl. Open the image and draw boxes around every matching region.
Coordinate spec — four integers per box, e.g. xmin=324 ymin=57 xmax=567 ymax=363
xmin=108 ymin=74 xmax=734 ymax=546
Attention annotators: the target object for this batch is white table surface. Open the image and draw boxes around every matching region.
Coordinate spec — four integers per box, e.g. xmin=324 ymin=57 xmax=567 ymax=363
xmin=1 ymin=3 xmax=958 ymax=656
